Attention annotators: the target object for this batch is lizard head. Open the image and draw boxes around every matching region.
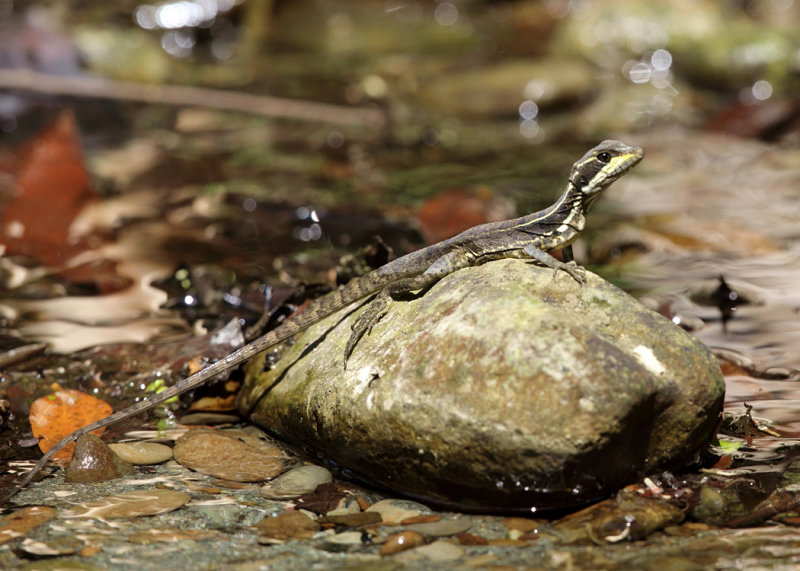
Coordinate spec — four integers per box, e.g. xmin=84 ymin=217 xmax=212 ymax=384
xmin=569 ymin=140 xmax=644 ymax=210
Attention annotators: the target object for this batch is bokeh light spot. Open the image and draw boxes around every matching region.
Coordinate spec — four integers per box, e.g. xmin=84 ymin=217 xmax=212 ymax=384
xmin=434 ymin=2 xmax=459 ymax=26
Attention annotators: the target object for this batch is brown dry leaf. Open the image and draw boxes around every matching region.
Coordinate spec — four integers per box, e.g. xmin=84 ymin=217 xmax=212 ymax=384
xmin=417 ymin=187 xmax=513 ymax=245
xmin=29 ymin=389 xmax=113 ymax=462
xmin=187 ymin=395 xmax=237 ymax=412
xmin=294 ymin=482 xmax=345 ymax=514
xmin=0 ymin=110 xmax=96 ymax=266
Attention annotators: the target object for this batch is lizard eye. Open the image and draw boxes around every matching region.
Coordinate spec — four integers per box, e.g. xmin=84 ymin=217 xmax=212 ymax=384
xmin=579 ymin=175 xmax=589 ymax=187
xmin=597 ymin=152 xmax=611 ymax=163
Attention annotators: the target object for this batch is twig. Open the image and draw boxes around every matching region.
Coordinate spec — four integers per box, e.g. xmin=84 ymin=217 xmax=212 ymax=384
xmin=0 ymin=68 xmax=386 ymax=128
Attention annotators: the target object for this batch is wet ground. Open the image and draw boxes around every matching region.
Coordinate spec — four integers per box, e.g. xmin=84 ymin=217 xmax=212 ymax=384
xmin=2 ymin=0 xmax=800 ymax=568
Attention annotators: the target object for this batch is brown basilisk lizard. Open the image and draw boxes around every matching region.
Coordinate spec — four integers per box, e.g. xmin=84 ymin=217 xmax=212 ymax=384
xmin=2 ymin=140 xmax=643 ymax=502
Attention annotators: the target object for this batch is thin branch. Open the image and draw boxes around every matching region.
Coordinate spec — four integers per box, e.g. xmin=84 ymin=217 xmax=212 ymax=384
xmin=0 ymin=68 xmax=386 ymax=128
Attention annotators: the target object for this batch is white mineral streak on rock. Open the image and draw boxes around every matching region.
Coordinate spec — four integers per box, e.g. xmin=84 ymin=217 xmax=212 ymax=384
xmin=633 ymin=344 xmax=666 ymax=376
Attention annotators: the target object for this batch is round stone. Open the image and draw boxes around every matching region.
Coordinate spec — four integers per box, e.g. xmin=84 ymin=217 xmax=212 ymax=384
xmin=108 ymin=442 xmax=173 ymax=465
xmin=64 ymin=434 xmax=135 ymax=483
xmin=173 ymin=430 xmax=283 ymax=482
xmin=260 ymin=465 xmax=333 ymax=500
xmin=365 ymin=499 xmax=431 ymax=525
xmin=238 ymin=261 xmax=724 ymax=511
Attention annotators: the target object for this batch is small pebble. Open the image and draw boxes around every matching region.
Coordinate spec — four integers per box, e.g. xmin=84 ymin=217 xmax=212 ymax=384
xmin=323 ymin=530 xmax=365 ymax=546
xmin=457 ymin=533 xmax=488 ymax=546
xmin=379 ymin=531 xmax=425 ymax=556
xmin=79 ymin=545 xmax=102 ymax=557
xmin=260 ymin=465 xmax=332 ymax=499
xmin=21 ymin=537 xmax=80 ymax=556
xmin=404 ymin=519 xmax=471 ymax=537
xmin=366 ymin=499 xmax=430 ymax=524
xmin=64 ymin=434 xmax=135 ymax=483
xmin=255 ymin=510 xmax=320 ymax=541
xmin=399 ymin=539 xmax=464 ymax=562
xmin=108 ymin=441 xmax=173 ymax=465
xmin=319 ymin=512 xmax=382 ymax=528
xmin=173 ymin=430 xmax=283 ymax=482
xmin=326 ymin=496 xmax=362 ymax=516
xmin=503 ymin=516 xmax=541 ymax=533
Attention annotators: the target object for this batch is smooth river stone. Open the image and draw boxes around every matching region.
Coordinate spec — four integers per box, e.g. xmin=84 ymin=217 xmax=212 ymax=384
xmin=379 ymin=531 xmax=425 ymax=556
xmin=255 ymin=510 xmax=320 ymax=540
xmin=108 ymin=442 xmax=173 ymax=465
xmin=238 ymin=260 xmax=724 ymax=511
xmin=64 ymin=434 xmax=135 ymax=483
xmin=173 ymin=429 xmax=283 ymax=482
xmin=365 ymin=499 xmax=431 ymax=524
xmin=259 ymin=465 xmax=333 ymax=499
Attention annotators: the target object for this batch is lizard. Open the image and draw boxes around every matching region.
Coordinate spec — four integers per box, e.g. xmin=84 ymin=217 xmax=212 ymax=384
xmin=1 ymin=139 xmax=643 ymax=503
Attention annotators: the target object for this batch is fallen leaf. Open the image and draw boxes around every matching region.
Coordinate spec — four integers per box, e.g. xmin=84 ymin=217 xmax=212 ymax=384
xmin=0 ymin=110 xmax=96 ymax=266
xmin=417 ymin=187 xmax=514 ymax=244
xmin=29 ymin=389 xmax=113 ymax=462
xmin=294 ymin=482 xmax=345 ymax=514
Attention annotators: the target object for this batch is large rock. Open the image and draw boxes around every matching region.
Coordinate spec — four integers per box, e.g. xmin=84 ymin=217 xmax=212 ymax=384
xmin=237 ymin=259 xmax=724 ymax=511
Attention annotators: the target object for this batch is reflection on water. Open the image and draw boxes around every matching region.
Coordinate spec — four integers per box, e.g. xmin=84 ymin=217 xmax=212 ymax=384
xmin=610 ymin=128 xmax=800 ymax=443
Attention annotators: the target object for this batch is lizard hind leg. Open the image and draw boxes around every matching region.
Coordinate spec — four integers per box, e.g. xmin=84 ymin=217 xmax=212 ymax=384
xmin=344 ymin=287 xmax=393 ymax=364
xmin=343 ymin=251 xmax=470 ymax=366
xmin=344 ymin=274 xmax=436 ymax=366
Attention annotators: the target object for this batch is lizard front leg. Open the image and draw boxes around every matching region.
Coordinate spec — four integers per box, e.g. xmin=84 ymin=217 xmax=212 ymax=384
xmin=344 ymin=250 xmax=473 ymax=365
xmin=523 ymin=244 xmax=586 ymax=284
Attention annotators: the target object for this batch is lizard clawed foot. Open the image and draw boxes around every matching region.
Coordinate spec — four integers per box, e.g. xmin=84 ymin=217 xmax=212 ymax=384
xmin=551 ymin=260 xmax=586 ymax=284
xmin=523 ymin=245 xmax=586 ymax=285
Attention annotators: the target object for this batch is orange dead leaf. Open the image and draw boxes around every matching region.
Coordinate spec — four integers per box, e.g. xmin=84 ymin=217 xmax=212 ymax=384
xmin=29 ymin=389 xmax=113 ymax=462
xmin=417 ymin=186 xmax=513 ymax=245
xmin=0 ymin=110 xmax=96 ymax=266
